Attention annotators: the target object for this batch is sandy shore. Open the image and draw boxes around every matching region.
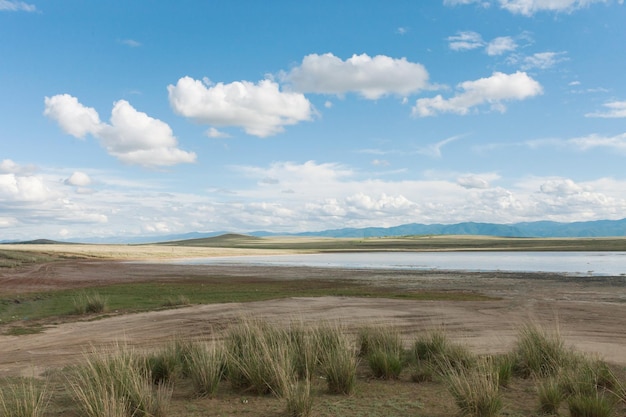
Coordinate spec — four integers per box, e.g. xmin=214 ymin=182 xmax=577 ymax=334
xmin=1 ymin=259 xmax=625 ymax=377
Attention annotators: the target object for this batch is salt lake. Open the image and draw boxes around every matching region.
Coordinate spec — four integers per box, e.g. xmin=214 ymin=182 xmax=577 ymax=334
xmin=171 ymin=251 xmax=626 ymax=276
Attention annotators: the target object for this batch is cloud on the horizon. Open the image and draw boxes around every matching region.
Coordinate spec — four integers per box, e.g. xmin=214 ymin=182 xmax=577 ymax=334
xmin=168 ymin=76 xmax=313 ymax=137
xmin=3 ymin=159 xmax=626 ymax=239
xmin=443 ymin=0 xmax=622 ymax=15
xmin=585 ymin=101 xmax=626 ymax=118
xmin=282 ymin=53 xmax=430 ymax=99
xmin=0 ymin=0 xmax=36 ymax=12
xmin=44 ymin=94 xmax=196 ymax=167
xmin=412 ymin=71 xmax=542 ymax=116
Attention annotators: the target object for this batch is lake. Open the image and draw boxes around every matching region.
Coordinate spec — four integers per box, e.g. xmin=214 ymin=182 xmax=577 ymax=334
xmin=171 ymin=251 xmax=626 ymax=276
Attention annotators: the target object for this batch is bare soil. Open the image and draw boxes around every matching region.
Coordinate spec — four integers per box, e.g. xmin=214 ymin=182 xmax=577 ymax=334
xmin=1 ymin=260 xmax=625 ymax=377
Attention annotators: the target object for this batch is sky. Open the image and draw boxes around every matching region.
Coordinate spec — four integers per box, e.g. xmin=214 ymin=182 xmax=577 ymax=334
xmin=1 ymin=0 xmax=626 ymax=241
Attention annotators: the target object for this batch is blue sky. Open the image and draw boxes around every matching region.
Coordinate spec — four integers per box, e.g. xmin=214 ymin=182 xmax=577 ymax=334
xmin=1 ymin=0 xmax=625 ymax=240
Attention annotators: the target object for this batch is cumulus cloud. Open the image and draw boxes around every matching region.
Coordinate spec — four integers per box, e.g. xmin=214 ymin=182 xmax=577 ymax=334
xmin=444 ymin=0 xmax=621 ymax=15
xmin=44 ymin=94 xmax=101 ymax=138
xmin=486 ymin=36 xmax=518 ymax=55
xmin=64 ymin=171 xmax=92 ymax=187
xmin=539 ymin=178 xmax=584 ymax=195
xmin=44 ymin=94 xmax=196 ymax=167
xmin=168 ymin=77 xmax=312 ymax=137
xmin=413 ymin=71 xmax=542 ymax=116
xmin=0 ymin=174 xmax=55 ymax=202
xmin=0 ymin=0 xmax=36 ymax=12
xmin=0 ymin=159 xmax=36 ymax=175
xmin=585 ymin=101 xmax=626 ymax=118
xmin=282 ymin=53 xmax=430 ymax=99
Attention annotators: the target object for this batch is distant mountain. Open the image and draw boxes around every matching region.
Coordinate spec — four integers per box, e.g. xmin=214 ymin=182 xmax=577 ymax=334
xmin=277 ymin=218 xmax=626 ymax=239
xmin=6 ymin=218 xmax=626 ymax=244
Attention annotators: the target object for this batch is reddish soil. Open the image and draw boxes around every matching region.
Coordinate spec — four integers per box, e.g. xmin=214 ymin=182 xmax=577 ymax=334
xmin=1 ymin=260 xmax=625 ymax=377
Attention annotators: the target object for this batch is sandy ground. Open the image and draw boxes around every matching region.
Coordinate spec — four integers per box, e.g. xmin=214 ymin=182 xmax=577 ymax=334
xmin=1 ymin=259 xmax=625 ymax=377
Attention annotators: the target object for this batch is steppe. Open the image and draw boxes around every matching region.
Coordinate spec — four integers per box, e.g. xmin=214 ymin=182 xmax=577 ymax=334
xmin=0 ymin=235 xmax=625 ymax=416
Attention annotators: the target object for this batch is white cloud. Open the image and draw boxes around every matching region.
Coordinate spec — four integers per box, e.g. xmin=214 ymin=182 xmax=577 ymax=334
xmin=445 ymin=0 xmax=622 ymax=15
xmin=539 ymin=178 xmax=584 ymax=195
xmin=282 ymin=53 xmax=430 ymax=99
xmin=413 ymin=71 xmax=543 ymax=116
xmin=44 ymin=94 xmax=196 ymax=167
xmin=0 ymin=174 xmax=56 ymax=202
xmin=168 ymin=76 xmax=313 ymax=137
xmin=324 ymin=101 xmax=333 ymax=108
xmin=486 ymin=36 xmax=518 ymax=55
xmin=64 ymin=171 xmax=92 ymax=187
xmin=448 ymin=32 xmax=519 ymax=56
xmin=44 ymin=94 xmax=101 ymax=138
xmin=520 ymin=51 xmax=568 ymax=70
xmin=206 ymin=127 xmax=231 ymax=138
xmin=120 ymin=39 xmax=141 ymax=47
xmin=0 ymin=0 xmax=36 ymax=12
xmin=396 ymin=27 xmax=409 ymax=35
xmin=448 ymin=31 xmax=485 ymax=51
xmin=457 ymin=175 xmax=492 ymax=189
xmin=499 ymin=0 xmax=619 ymax=15
xmin=416 ymin=135 xmax=465 ymax=158
xmin=585 ymin=101 xmax=626 ymax=118
xmin=568 ymin=133 xmax=626 ymax=152
xmin=444 ymin=0 xmax=491 ymax=6
xmin=0 ymin=159 xmax=36 ymax=175
xmin=372 ymin=159 xmax=390 ymax=166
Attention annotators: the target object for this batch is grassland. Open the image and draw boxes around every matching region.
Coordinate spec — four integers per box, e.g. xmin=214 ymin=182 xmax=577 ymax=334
xmin=3 ymin=234 xmax=626 ymax=263
xmin=1 ymin=235 xmax=626 ymax=416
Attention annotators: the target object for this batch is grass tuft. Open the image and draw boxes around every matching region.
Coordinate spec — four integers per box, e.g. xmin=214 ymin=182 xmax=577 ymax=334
xmin=73 ymin=292 xmax=108 ymax=315
xmin=187 ymin=341 xmax=226 ymax=397
xmin=0 ymin=377 xmax=50 ymax=417
xmin=67 ymin=344 xmax=172 ymax=417
xmin=513 ymin=322 xmax=574 ymax=378
xmin=443 ymin=357 xmax=502 ymax=417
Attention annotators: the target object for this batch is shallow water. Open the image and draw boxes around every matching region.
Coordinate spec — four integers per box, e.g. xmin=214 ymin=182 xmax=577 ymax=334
xmin=169 ymin=251 xmax=626 ymax=276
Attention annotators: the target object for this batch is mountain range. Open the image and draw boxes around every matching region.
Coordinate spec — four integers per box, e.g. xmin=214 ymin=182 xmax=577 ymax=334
xmin=9 ymin=218 xmax=625 ymax=244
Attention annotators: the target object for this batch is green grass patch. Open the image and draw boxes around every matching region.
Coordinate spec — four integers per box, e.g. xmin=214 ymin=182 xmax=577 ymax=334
xmin=3 ymin=324 xmax=47 ymax=336
xmin=0 ymin=249 xmax=58 ymax=269
xmin=0 ymin=278 xmax=497 ymax=325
